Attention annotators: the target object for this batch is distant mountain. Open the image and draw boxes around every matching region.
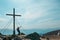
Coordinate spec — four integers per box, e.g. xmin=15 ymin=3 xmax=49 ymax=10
xmin=43 ymin=30 xmax=60 ymax=36
xmin=0 ymin=29 xmax=13 ymax=35
xmin=0 ymin=28 xmax=60 ymax=35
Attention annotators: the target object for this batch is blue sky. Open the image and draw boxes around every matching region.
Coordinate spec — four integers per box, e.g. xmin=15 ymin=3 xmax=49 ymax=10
xmin=0 ymin=0 xmax=60 ymax=30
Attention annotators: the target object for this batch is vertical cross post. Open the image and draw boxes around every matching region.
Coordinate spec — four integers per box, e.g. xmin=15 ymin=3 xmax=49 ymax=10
xmin=13 ymin=8 xmax=15 ymax=36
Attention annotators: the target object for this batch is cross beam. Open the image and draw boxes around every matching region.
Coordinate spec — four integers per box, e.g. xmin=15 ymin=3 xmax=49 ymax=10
xmin=6 ymin=8 xmax=21 ymax=36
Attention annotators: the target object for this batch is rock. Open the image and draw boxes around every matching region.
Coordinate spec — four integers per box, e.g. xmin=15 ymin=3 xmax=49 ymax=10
xmin=12 ymin=37 xmax=22 ymax=40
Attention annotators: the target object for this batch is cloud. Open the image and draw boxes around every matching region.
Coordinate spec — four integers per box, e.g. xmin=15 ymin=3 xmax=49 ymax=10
xmin=0 ymin=18 xmax=7 ymax=22
xmin=0 ymin=0 xmax=60 ymax=30
xmin=8 ymin=0 xmax=32 ymax=3
xmin=21 ymin=18 xmax=60 ymax=29
xmin=23 ymin=12 xmax=42 ymax=20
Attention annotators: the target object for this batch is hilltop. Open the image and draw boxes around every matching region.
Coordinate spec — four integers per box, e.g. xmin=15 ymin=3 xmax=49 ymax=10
xmin=43 ymin=29 xmax=60 ymax=36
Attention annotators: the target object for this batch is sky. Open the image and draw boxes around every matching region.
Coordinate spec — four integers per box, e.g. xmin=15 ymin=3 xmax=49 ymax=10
xmin=0 ymin=0 xmax=60 ymax=30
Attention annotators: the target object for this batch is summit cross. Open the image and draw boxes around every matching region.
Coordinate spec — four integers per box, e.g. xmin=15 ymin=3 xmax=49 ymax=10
xmin=6 ymin=8 xmax=21 ymax=36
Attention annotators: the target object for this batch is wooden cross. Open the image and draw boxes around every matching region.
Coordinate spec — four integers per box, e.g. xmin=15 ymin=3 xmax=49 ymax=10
xmin=6 ymin=8 xmax=21 ymax=36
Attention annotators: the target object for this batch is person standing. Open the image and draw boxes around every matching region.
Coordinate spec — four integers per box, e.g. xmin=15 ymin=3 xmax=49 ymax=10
xmin=17 ymin=27 xmax=20 ymax=35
